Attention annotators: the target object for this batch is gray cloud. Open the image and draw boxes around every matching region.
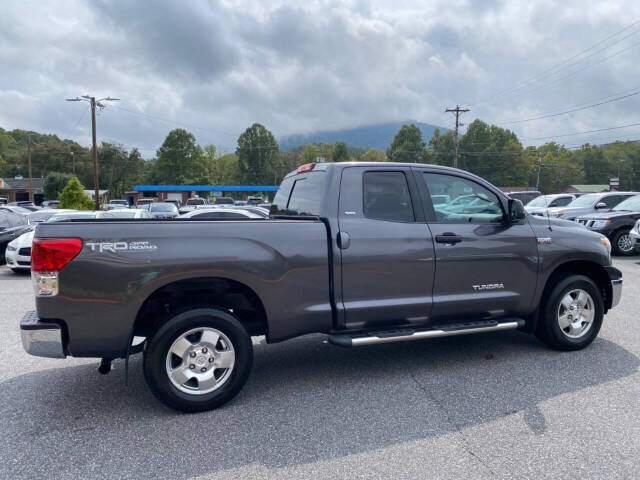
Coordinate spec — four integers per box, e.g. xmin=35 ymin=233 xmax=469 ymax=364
xmin=0 ymin=0 xmax=639 ymax=154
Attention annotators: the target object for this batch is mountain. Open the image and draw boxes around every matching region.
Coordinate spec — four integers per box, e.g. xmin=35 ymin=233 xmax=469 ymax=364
xmin=279 ymin=121 xmax=448 ymax=151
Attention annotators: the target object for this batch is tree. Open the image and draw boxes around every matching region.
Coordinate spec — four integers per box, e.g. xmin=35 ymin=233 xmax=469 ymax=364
xmin=236 ymin=123 xmax=279 ymax=185
xmin=152 ymin=129 xmax=208 ymax=185
xmin=44 ymin=172 xmax=74 ymax=200
xmin=301 ymin=144 xmax=319 ymax=164
xmin=359 ymin=148 xmax=386 ymax=162
xmin=428 ymin=128 xmax=455 ymax=166
xmin=332 ymin=142 xmax=350 ymax=162
xmin=58 ymin=177 xmax=94 ymax=210
xmin=387 ymin=124 xmax=425 ymax=163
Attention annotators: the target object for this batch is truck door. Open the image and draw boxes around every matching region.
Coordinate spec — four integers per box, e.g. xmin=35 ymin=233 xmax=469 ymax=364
xmin=414 ymin=169 xmax=538 ymax=322
xmin=337 ymin=167 xmax=436 ymax=330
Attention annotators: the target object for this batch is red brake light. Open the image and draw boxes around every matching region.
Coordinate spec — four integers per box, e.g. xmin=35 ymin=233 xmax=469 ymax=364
xmin=32 ymin=238 xmax=83 ymax=273
xmin=296 ymin=163 xmax=315 ymax=173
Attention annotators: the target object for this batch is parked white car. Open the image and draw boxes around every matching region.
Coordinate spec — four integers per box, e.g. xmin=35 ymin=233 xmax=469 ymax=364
xmin=5 ymin=229 xmax=34 ymax=272
xmin=107 ymin=208 xmax=152 ymax=219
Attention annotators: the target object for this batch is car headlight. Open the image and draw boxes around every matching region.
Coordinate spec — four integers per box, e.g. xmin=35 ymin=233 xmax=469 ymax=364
xmin=600 ymin=236 xmax=612 ymax=257
xmin=590 ymin=219 xmax=611 ymax=229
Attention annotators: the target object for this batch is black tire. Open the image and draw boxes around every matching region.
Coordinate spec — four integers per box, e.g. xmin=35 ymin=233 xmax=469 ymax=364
xmin=143 ymin=307 xmax=253 ymax=413
xmin=536 ymin=274 xmax=603 ymax=351
xmin=611 ymin=229 xmax=635 ymax=256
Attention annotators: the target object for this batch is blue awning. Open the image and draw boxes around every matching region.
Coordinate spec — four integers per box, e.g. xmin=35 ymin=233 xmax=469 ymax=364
xmin=133 ymin=185 xmax=279 ymax=192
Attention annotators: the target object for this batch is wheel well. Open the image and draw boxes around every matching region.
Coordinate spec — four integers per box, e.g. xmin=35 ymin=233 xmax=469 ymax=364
xmin=543 ymin=260 xmax=612 ymax=312
xmin=133 ymin=277 xmax=268 ymax=339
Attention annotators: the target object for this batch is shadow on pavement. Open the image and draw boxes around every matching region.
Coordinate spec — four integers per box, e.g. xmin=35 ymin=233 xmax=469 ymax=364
xmin=1 ymin=331 xmax=638 ymax=478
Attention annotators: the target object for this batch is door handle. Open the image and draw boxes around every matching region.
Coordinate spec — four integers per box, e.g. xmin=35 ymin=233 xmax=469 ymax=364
xmin=435 ymin=232 xmax=462 ymax=244
xmin=337 ymin=231 xmax=351 ymax=249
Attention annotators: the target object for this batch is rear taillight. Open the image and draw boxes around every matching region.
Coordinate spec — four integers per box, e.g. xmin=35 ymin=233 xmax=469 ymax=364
xmin=31 ymin=238 xmax=83 ymax=273
xmin=296 ymin=163 xmax=315 ymax=173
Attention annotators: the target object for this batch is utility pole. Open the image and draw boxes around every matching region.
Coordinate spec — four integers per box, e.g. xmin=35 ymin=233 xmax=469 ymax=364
xmin=445 ymin=105 xmax=470 ymax=168
xmin=536 ymin=155 xmax=543 ymax=190
xmin=66 ymin=95 xmax=119 ymax=209
xmin=27 ymin=134 xmax=33 ymax=203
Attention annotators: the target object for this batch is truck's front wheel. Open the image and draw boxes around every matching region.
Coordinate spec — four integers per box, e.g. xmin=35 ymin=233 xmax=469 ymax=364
xmin=536 ymin=274 xmax=603 ymax=351
xmin=143 ymin=308 xmax=253 ymax=412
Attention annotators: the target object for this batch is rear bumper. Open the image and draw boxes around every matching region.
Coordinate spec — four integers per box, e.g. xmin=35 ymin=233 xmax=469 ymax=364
xmin=20 ymin=311 xmax=65 ymax=358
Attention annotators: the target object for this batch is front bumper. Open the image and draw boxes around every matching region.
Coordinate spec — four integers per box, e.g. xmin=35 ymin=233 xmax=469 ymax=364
xmin=605 ymin=266 xmax=623 ymax=309
xmin=630 ymin=225 xmax=639 ymax=245
xmin=20 ymin=311 xmax=65 ymax=358
xmin=5 ymin=246 xmax=30 ymax=269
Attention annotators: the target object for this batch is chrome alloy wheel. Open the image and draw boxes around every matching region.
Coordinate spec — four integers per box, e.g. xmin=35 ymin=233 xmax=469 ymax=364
xmin=617 ymin=233 xmax=634 ymax=253
xmin=557 ymin=289 xmax=595 ymax=339
xmin=165 ymin=327 xmax=235 ymax=395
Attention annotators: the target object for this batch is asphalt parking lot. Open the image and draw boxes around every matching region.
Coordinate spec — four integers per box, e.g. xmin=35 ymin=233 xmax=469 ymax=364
xmin=1 ymin=259 xmax=639 ymax=479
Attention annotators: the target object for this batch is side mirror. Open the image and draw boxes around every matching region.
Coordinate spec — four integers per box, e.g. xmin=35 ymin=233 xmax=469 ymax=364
xmin=595 ymin=202 xmax=607 ymax=209
xmin=508 ymin=198 xmax=526 ymax=222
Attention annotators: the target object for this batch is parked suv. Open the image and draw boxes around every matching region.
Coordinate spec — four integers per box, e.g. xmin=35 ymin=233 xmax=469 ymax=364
xmin=525 ymin=194 xmax=576 ymax=216
xmin=547 ymin=192 xmax=639 ymax=221
xmin=576 ymin=194 xmax=640 ymax=255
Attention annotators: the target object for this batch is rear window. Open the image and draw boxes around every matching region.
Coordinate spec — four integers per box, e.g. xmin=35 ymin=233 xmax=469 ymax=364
xmin=271 ymin=171 xmax=326 ymax=216
xmin=272 ymin=171 xmax=326 ymax=216
xmin=151 ymin=204 xmax=177 ymax=212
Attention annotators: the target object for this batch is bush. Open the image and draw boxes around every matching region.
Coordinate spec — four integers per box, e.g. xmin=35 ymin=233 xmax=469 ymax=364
xmin=58 ymin=177 xmax=95 ymax=210
xmin=44 ymin=172 xmax=74 ymax=200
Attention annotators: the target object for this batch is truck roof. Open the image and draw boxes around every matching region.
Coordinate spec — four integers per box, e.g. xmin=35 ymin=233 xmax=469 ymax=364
xmin=283 ymin=161 xmax=471 ymax=179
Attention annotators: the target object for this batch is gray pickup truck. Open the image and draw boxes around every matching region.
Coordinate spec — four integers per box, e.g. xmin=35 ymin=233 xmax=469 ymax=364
xmin=21 ymin=162 xmax=622 ymax=412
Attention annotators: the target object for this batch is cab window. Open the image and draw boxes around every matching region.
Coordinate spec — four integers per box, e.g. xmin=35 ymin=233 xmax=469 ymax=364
xmin=363 ymin=171 xmax=414 ymax=222
xmin=423 ymin=173 xmax=505 ymax=224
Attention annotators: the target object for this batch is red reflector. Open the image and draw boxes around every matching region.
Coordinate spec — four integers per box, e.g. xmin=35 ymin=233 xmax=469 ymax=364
xmin=32 ymin=238 xmax=83 ymax=273
xmin=296 ymin=163 xmax=315 ymax=173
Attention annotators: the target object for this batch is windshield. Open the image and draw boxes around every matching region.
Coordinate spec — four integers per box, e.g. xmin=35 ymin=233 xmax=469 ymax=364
xmin=527 ymin=195 xmax=556 ymax=207
xmin=187 ymin=198 xmax=206 ymax=205
xmin=47 ymin=213 xmax=96 ymax=222
xmin=150 ymin=204 xmax=177 ymax=212
xmin=567 ymin=194 xmax=599 ymax=207
xmin=109 ymin=210 xmax=138 ymax=218
xmin=613 ymin=195 xmax=640 ymax=211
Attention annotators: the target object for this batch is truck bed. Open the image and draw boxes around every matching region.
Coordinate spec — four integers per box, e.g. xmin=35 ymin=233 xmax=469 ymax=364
xmin=34 ymin=219 xmax=332 ymax=356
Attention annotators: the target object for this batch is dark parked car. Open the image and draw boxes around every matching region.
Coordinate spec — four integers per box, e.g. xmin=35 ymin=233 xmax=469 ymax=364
xmin=506 ymin=190 xmax=541 ymax=205
xmin=148 ymin=202 xmax=179 ymax=219
xmin=576 ymin=194 xmax=640 ymax=255
xmin=0 ymin=210 xmax=30 ymax=262
xmin=215 ymin=196 xmax=235 ymax=205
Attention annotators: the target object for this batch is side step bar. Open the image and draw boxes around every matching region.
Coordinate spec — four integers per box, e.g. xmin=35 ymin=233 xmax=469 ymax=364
xmin=328 ymin=319 xmax=525 ymax=347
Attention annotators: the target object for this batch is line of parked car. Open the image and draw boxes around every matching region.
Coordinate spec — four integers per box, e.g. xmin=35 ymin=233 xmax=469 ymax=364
xmin=512 ymin=190 xmax=640 ymax=256
xmin=2 ymin=197 xmax=272 ymax=273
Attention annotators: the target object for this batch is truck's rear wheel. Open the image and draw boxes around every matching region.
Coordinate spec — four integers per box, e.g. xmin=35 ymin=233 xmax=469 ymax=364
xmin=536 ymin=274 xmax=603 ymax=351
xmin=143 ymin=307 xmax=253 ymax=412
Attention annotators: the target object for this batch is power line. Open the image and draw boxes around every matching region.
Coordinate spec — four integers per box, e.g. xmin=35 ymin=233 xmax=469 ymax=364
xmin=520 ymin=121 xmax=640 ymax=141
xmin=495 ymin=89 xmax=640 ymax=125
xmin=470 ymin=19 xmax=640 ymax=107
xmin=112 ymin=105 xmax=236 ymax=138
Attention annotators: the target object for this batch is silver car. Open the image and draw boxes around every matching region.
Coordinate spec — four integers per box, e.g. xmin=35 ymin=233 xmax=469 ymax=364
xmin=525 ymin=194 xmax=575 ymax=217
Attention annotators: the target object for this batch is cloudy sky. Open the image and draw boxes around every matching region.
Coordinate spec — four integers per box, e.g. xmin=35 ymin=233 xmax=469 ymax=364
xmin=1 ymin=0 xmax=639 ymax=154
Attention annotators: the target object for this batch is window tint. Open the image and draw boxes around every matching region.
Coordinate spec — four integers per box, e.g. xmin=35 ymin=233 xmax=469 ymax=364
xmin=423 ymin=173 xmax=505 ymax=224
xmin=552 ymin=196 xmax=572 ymax=207
xmin=278 ymin=171 xmax=326 ymax=216
xmin=363 ymin=171 xmax=414 ymax=222
xmin=601 ymin=195 xmax=621 ymax=208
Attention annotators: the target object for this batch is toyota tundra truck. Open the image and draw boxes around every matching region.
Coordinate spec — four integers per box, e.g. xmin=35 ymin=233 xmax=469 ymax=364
xmin=21 ymin=162 xmax=622 ymax=412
